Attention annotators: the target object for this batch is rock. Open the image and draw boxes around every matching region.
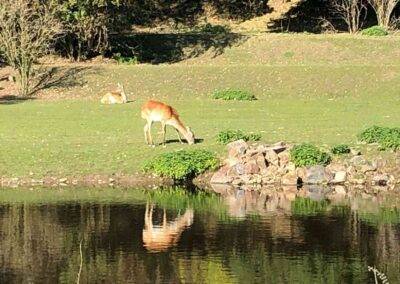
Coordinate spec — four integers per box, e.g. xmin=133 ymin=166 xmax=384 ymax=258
xmin=227 ymin=140 xmax=248 ymax=158
xmin=296 ymin=167 xmax=307 ymax=183
xmin=270 ymin=141 xmax=287 ymax=153
xmin=281 ymin=172 xmax=299 ymax=185
xmin=350 ymin=148 xmax=361 ymax=156
xmin=231 ymin=163 xmax=246 ymax=175
xmin=224 ymin=157 xmax=240 ymax=167
xmin=304 ymin=165 xmax=333 ymax=184
xmin=255 ymin=153 xmax=268 ymax=172
xmin=211 ymin=166 xmax=233 ymax=184
xmin=278 ymin=151 xmax=290 ymax=167
xmin=360 ymin=163 xmax=377 ymax=173
xmin=232 ymin=179 xmax=242 ymax=186
xmin=327 ymin=163 xmax=346 ymax=173
xmin=349 ymin=173 xmax=366 ymax=185
xmin=285 ymin=162 xmax=296 ymax=172
xmin=265 ymin=149 xmax=279 ymax=166
xmin=350 ymin=156 xmax=367 ymax=166
xmin=372 ymin=174 xmax=389 ymax=186
xmin=334 ymin=185 xmax=346 ymax=195
xmin=244 ymin=162 xmax=260 ymax=175
xmin=331 ymin=171 xmax=347 ymax=184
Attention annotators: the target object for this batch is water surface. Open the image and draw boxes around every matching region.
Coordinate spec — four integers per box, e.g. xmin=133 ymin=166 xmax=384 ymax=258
xmin=0 ymin=187 xmax=399 ymax=283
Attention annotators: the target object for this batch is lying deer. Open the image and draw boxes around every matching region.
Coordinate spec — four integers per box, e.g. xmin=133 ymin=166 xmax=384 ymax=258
xmin=141 ymin=100 xmax=195 ymax=146
xmin=142 ymin=203 xmax=194 ymax=252
xmin=100 ymin=83 xmax=127 ymax=104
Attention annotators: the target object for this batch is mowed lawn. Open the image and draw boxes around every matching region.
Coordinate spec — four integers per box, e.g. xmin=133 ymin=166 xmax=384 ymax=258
xmin=1 ymin=34 xmax=400 ymax=178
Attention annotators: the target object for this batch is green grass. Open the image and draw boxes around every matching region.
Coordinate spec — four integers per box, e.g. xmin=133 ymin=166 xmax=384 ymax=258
xmin=1 ymin=34 xmax=400 ymax=178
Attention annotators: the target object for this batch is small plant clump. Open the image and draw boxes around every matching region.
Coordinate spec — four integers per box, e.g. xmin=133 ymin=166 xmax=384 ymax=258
xmin=290 ymin=143 xmax=331 ymax=167
xmin=331 ymin=144 xmax=351 ymax=155
xmin=112 ymin=53 xmax=138 ymax=64
xmin=361 ymin=26 xmax=388 ymax=36
xmin=217 ymin=130 xmax=261 ymax=144
xmin=358 ymin=126 xmax=400 ymax=151
xmin=212 ymin=89 xmax=256 ymax=101
xmin=143 ymin=149 xmax=219 ymax=180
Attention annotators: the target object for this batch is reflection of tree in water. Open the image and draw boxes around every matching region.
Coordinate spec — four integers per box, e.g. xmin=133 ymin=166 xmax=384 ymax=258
xmin=0 ymin=187 xmax=398 ymax=283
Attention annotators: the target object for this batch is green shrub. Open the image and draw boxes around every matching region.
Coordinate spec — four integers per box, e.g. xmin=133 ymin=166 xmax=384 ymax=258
xmin=358 ymin=126 xmax=400 ymax=150
xmin=290 ymin=143 xmax=331 ymax=167
xmin=143 ymin=149 xmax=219 ymax=180
xmin=331 ymin=144 xmax=351 ymax=155
xmin=196 ymin=24 xmax=230 ymax=34
xmin=217 ymin=130 xmax=261 ymax=144
xmin=112 ymin=53 xmax=138 ymax=64
xmin=361 ymin=26 xmax=388 ymax=36
xmin=212 ymin=89 xmax=256 ymax=101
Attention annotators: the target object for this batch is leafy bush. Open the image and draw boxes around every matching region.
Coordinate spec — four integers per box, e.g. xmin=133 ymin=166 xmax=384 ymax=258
xmin=212 ymin=89 xmax=256 ymax=101
xmin=143 ymin=150 xmax=219 ymax=180
xmin=196 ymin=24 xmax=230 ymax=34
xmin=217 ymin=130 xmax=261 ymax=144
xmin=358 ymin=126 xmax=400 ymax=150
xmin=290 ymin=143 xmax=331 ymax=167
xmin=361 ymin=26 xmax=388 ymax=36
xmin=112 ymin=53 xmax=138 ymax=64
xmin=331 ymin=144 xmax=351 ymax=155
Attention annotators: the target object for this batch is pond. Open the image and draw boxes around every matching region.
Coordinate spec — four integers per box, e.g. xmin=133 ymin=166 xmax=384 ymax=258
xmin=0 ymin=186 xmax=399 ymax=283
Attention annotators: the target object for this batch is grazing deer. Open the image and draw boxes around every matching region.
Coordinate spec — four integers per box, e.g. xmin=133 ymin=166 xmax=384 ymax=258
xmin=100 ymin=83 xmax=127 ymax=104
xmin=141 ymin=100 xmax=195 ymax=146
xmin=142 ymin=203 xmax=194 ymax=252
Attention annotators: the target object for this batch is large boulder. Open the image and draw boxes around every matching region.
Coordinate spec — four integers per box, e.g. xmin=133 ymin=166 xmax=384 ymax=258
xmin=227 ymin=140 xmax=249 ymax=159
xmin=331 ymin=171 xmax=347 ymax=184
xmin=265 ymin=149 xmax=279 ymax=166
xmin=281 ymin=172 xmax=299 ymax=186
xmin=210 ymin=166 xmax=233 ymax=184
xmin=303 ymin=165 xmax=333 ymax=184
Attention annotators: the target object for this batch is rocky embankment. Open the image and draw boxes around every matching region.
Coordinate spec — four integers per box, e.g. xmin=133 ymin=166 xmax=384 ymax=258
xmin=210 ymin=140 xmax=400 ymax=189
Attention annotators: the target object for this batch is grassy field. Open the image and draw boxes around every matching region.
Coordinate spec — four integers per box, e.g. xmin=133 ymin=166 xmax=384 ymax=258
xmin=1 ymin=34 xmax=400 ymax=178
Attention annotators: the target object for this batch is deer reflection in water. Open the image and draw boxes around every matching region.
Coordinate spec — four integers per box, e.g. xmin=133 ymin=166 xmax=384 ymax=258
xmin=142 ymin=202 xmax=194 ymax=252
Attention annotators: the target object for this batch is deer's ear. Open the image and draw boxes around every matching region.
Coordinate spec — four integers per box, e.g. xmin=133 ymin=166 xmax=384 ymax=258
xmin=186 ymin=126 xmax=191 ymax=132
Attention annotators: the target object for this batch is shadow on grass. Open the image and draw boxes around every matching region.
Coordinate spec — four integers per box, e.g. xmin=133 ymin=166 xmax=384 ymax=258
xmin=111 ymin=26 xmax=248 ymax=64
xmin=30 ymin=66 xmax=94 ymax=95
xmin=0 ymin=95 xmax=36 ymax=105
xmin=162 ymin=138 xmax=204 ymax=145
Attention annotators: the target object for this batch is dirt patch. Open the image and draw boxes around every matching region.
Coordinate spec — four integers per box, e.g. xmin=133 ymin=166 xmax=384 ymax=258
xmin=1 ymin=173 xmax=174 ymax=189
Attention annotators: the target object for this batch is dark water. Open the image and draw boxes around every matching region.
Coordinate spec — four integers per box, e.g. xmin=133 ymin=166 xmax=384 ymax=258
xmin=0 ymin=186 xmax=399 ymax=284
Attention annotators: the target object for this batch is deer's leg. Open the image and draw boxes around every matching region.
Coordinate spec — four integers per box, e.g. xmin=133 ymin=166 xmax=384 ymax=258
xmin=175 ymin=129 xmax=183 ymax=144
xmin=144 ymin=123 xmax=149 ymax=145
xmin=161 ymin=122 xmax=166 ymax=147
xmin=163 ymin=209 xmax=167 ymax=228
xmin=147 ymin=120 xmax=154 ymax=146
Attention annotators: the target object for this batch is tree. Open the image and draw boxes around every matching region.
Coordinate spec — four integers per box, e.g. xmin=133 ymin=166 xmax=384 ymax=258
xmin=367 ymin=0 xmax=399 ymax=27
xmin=331 ymin=0 xmax=367 ymax=33
xmin=0 ymin=0 xmax=62 ymax=96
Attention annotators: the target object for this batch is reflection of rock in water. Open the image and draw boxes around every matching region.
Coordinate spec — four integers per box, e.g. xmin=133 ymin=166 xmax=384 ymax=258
xmin=142 ymin=202 xmax=194 ymax=252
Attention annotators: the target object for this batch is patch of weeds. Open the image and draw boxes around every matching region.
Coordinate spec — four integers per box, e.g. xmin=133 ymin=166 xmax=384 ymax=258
xmin=112 ymin=53 xmax=138 ymax=64
xmin=283 ymin=51 xmax=295 ymax=58
xmin=212 ymin=89 xmax=256 ymax=101
xmin=361 ymin=26 xmax=388 ymax=36
xmin=143 ymin=149 xmax=219 ymax=181
xmin=217 ymin=129 xmax=261 ymax=144
xmin=331 ymin=144 xmax=351 ymax=155
xmin=358 ymin=126 xmax=400 ymax=151
xmin=290 ymin=143 xmax=331 ymax=167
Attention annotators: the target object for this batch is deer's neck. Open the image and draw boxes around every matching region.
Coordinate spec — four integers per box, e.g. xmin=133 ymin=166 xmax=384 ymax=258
xmin=170 ymin=118 xmax=191 ymax=141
